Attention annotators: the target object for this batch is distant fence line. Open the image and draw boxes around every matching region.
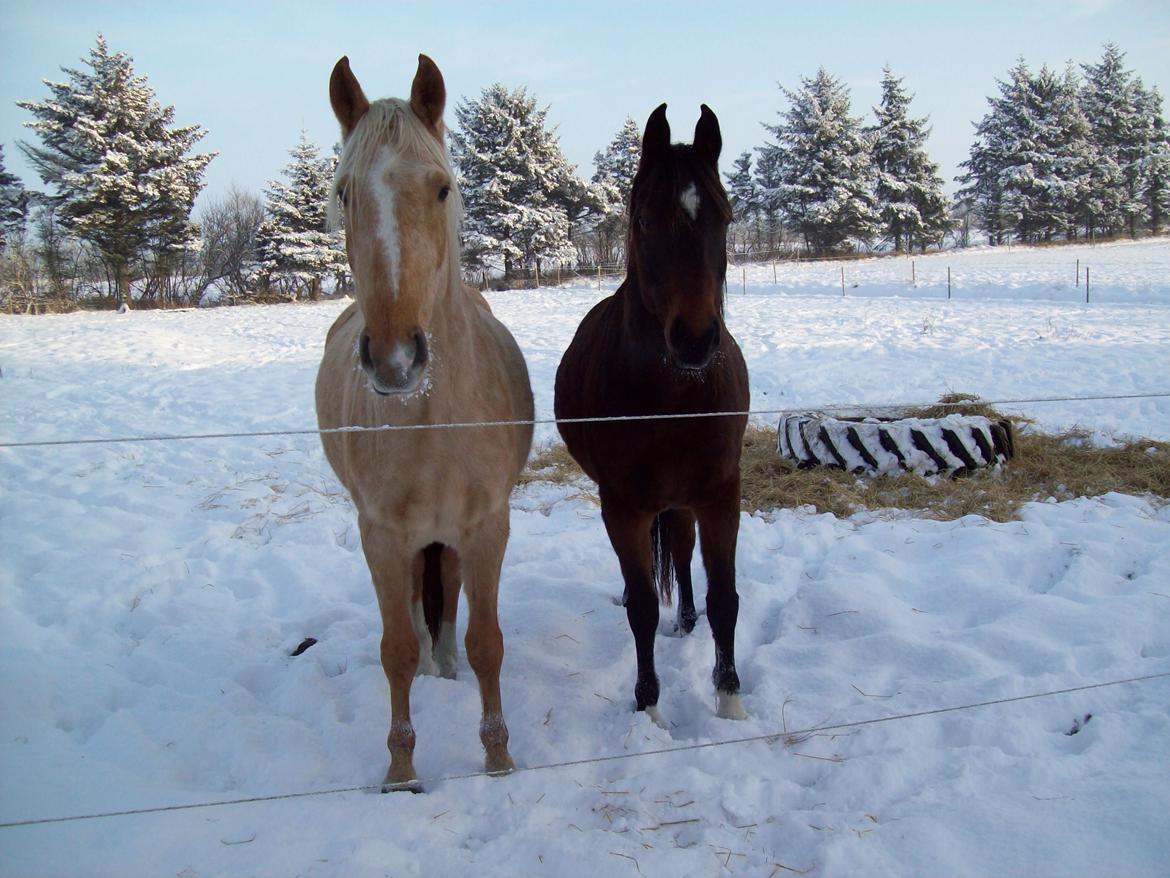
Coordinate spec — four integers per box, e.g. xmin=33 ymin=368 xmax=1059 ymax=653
xmin=480 ymin=251 xmax=1170 ymax=304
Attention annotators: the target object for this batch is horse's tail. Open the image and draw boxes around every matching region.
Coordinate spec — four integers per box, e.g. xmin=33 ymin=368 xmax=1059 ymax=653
xmin=421 ymin=542 xmax=444 ymax=645
xmin=650 ymin=512 xmax=675 ymax=606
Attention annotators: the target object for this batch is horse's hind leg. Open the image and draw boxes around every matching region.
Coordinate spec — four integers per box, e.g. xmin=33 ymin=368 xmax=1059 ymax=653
xmin=360 ymin=521 xmax=423 ymax=788
xmin=696 ymin=491 xmax=747 ymax=720
xmin=668 ymin=509 xmax=698 ymax=634
xmin=602 ymin=501 xmax=663 ymax=724
xmin=435 ymin=546 xmax=460 ymax=679
xmin=461 ymin=508 xmax=515 ymax=774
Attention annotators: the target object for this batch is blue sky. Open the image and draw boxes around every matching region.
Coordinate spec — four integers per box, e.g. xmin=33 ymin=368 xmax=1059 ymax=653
xmin=2 ymin=0 xmax=1168 ymax=210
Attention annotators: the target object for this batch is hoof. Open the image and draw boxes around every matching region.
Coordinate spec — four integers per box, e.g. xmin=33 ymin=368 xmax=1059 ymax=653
xmin=485 ymin=751 xmax=515 ymax=776
xmin=415 ymin=654 xmax=440 ymax=678
xmin=715 ymin=691 xmax=747 ymax=721
xmin=381 ymin=778 xmax=425 ymax=794
xmin=644 ymin=704 xmax=669 ymax=730
xmin=677 ymin=607 xmax=698 ymax=635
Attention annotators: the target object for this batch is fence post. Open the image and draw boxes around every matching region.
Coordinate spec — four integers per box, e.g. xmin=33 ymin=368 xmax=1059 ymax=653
xmin=772 ymin=261 xmax=777 ymax=284
xmin=841 ymin=265 xmax=846 ymax=297
xmin=912 ymin=259 xmax=916 ymax=286
xmin=1086 ymin=266 xmax=1090 ymax=303
xmin=742 ymin=267 xmax=746 ymax=295
xmin=535 ymin=263 xmax=540 ymax=289
xmin=947 ymin=266 xmax=952 ymax=299
xmin=597 ymin=265 xmax=601 ymax=292
xmin=1075 ymin=258 xmax=1080 ymax=288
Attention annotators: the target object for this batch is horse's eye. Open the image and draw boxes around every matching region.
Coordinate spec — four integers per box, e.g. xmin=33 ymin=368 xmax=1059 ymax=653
xmin=438 ymin=185 xmax=450 ymax=202
xmin=337 ymin=186 xmax=349 ymax=208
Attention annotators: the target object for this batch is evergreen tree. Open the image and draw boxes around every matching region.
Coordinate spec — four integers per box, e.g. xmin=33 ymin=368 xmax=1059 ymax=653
xmin=1079 ymin=44 xmax=1154 ymax=236
xmin=959 ymin=59 xmax=1092 ymax=244
xmin=759 ymin=68 xmax=879 ymax=255
xmin=254 ymin=131 xmax=346 ymax=300
xmin=1136 ymin=84 xmax=1170 ymax=234
xmin=451 ymin=84 xmax=581 ymax=276
xmin=17 ymin=35 xmax=214 ymax=308
xmin=752 ymin=146 xmax=785 ymax=250
xmin=868 ymin=67 xmax=950 ymax=251
xmin=724 ymin=150 xmax=762 ymax=252
xmin=0 ymin=146 xmax=29 ymax=251
xmin=591 ymin=116 xmax=641 ymax=265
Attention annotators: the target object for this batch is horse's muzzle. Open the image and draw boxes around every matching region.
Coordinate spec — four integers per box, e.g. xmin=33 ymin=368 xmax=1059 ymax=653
xmin=359 ymin=328 xmax=429 ymax=395
xmin=667 ymin=317 xmax=721 ymax=371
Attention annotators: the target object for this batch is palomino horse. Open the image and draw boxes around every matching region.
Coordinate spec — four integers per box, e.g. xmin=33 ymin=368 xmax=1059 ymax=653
xmin=554 ymin=104 xmax=749 ymax=725
xmin=316 ymin=55 xmax=533 ymax=789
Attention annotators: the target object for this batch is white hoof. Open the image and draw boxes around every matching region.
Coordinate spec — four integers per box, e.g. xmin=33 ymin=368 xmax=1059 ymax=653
xmin=644 ymin=705 xmax=669 ymax=730
xmin=716 ymin=692 xmax=747 ymax=720
xmin=415 ymin=653 xmax=440 ymax=677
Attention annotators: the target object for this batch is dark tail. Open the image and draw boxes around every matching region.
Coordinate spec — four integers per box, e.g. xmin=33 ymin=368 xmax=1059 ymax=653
xmin=422 ymin=542 xmax=444 ymax=644
xmin=650 ymin=513 xmax=675 ymax=605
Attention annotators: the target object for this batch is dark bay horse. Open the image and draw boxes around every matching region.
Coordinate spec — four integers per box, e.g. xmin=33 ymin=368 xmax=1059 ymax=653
xmin=554 ymin=104 xmax=750 ymax=724
xmin=317 ymin=55 xmax=533 ymax=789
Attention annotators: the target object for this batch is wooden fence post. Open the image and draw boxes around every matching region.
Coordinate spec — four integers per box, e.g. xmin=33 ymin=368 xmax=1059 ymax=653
xmin=742 ymin=267 xmax=746 ymax=295
xmin=1086 ymin=266 xmax=1090 ymax=303
xmin=947 ymin=266 xmax=952 ymax=299
xmin=912 ymin=259 xmax=916 ymax=286
xmin=1076 ymin=258 xmax=1080 ymax=288
xmin=841 ymin=265 xmax=846 ymax=297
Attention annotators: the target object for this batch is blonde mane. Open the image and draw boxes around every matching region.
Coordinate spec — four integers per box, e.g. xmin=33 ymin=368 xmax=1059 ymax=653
xmin=330 ymin=98 xmax=465 ymax=293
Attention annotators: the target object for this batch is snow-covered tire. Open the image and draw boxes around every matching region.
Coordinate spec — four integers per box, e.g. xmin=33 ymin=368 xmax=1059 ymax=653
xmin=777 ymin=412 xmax=1014 ymax=477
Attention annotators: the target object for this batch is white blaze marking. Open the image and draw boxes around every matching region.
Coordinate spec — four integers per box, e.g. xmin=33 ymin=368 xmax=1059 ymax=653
xmin=680 ymin=182 xmax=700 ymax=220
xmin=371 ymin=147 xmax=401 ymax=296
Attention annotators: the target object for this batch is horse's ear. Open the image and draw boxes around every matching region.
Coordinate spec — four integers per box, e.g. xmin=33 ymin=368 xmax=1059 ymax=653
xmin=642 ymin=103 xmax=670 ymax=166
xmin=330 ymin=56 xmax=369 ymax=141
xmin=693 ymin=104 xmax=722 ymax=168
xmin=410 ymin=54 xmax=446 ymax=139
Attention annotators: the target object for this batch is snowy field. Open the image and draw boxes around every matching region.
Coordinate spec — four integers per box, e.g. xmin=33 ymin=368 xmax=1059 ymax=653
xmin=2 ymin=238 xmax=1170 ymax=876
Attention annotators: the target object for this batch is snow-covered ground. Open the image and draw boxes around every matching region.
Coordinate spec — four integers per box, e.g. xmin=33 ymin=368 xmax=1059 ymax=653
xmin=2 ymin=239 xmax=1169 ymax=876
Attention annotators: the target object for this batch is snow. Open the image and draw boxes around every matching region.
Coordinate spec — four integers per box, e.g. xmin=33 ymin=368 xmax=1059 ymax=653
xmin=2 ymin=239 xmax=1170 ymax=876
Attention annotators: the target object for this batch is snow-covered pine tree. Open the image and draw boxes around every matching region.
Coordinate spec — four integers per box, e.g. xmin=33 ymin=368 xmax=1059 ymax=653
xmin=868 ymin=67 xmax=950 ymax=252
xmin=752 ymin=146 xmax=786 ymax=251
xmin=591 ymin=116 xmax=642 ymax=265
xmin=759 ymin=68 xmax=880 ymax=255
xmin=451 ymin=84 xmax=581 ymax=279
xmin=959 ymin=59 xmax=1091 ymax=244
xmin=1136 ymin=84 xmax=1170 ymax=234
xmin=1079 ymin=44 xmax=1153 ymax=237
xmin=254 ymin=131 xmax=346 ymax=300
xmin=17 ymin=35 xmax=215 ymax=309
xmin=724 ymin=151 xmax=762 ymax=253
xmin=0 ymin=146 xmax=29 ymax=251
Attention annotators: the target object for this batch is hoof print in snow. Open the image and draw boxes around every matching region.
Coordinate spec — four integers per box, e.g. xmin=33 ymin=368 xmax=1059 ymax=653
xmin=778 ymin=408 xmax=1014 ymax=478
xmin=289 ymin=637 xmax=318 ymax=657
xmin=1065 ymin=713 xmax=1093 ymax=736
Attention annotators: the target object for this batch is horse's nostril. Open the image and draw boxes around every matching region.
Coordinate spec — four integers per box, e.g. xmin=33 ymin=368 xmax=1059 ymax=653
xmin=359 ymin=332 xmax=374 ymax=371
xmin=411 ymin=329 xmax=428 ymax=369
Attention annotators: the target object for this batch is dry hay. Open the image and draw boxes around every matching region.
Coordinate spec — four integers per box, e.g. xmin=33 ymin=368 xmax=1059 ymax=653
xmin=522 ymin=394 xmax=1170 ymax=522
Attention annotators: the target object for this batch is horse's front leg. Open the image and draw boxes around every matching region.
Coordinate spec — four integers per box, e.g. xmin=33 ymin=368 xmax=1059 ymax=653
xmin=602 ymin=501 xmax=662 ymax=724
xmin=696 ymin=488 xmax=747 ymax=720
xmin=460 ymin=507 xmax=515 ymax=775
xmin=359 ymin=518 xmax=423 ymax=790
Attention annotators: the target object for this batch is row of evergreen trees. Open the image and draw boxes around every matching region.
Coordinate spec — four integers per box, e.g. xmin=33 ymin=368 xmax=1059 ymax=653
xmin=959 ymin=46 xmax=1169 ymax=245
xmin=3 ymin=36 xmax=1167 ymax=308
